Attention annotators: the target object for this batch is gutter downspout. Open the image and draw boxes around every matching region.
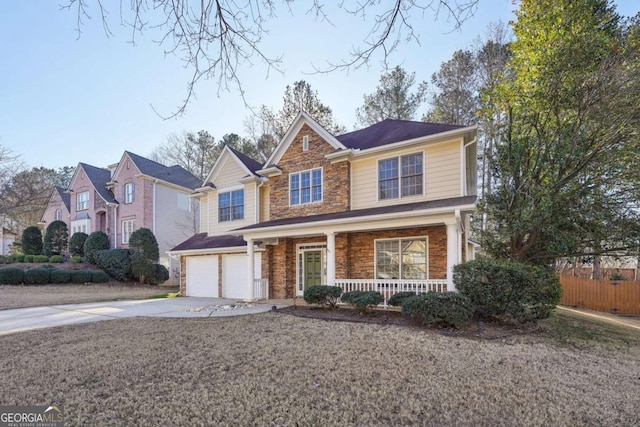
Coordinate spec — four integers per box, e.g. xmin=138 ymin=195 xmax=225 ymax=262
xmin=112 ymin=204 xmax=118 ymax=249
xmin=255 ymin=179 xmax=265 ymax=224
xmin=153 ymin=179 xmax=158 ymax=235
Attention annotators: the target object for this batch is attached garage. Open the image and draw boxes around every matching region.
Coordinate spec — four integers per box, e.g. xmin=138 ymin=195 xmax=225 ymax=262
xmin=222 ymin=253 xmax=262 ymax=299
xmin=186 ymin=255 xmax=219 ymax=297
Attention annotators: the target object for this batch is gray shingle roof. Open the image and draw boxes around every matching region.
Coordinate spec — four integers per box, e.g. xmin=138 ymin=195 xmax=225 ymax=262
xmin=227 ymin=146 xmax=263 ymax=175
xmin=336 ymin=119 xmax=465 ymax=150
xmin=236 ymin=196 xmax=477 ymax=231
xmin=55 ymin=186 xmax=71 ymax=212
xmin=170 ymin=233 xmax=247 ymax=252
xmin=79 ymin=163 xmax=116 ymax=203
xmin=126 ymin=151 xmax=202 ymax=190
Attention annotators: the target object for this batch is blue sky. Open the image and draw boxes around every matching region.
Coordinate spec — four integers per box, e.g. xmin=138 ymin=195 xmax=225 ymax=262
xmin=1 ymin=1 xmax=637 ymax=170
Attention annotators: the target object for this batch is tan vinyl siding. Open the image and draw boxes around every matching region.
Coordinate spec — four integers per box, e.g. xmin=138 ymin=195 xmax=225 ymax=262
xmin=212 ymin=157 xmax=246 ymax=189
xmin=199 ymin=194 xmax=209 ymax=232
xmin=260 ymin=185 xmax=270 ymax=222
xmin=207 ymin=181 xmax=257 ymax=235
xmin=351 ymin=139 xmax=461 ymax=210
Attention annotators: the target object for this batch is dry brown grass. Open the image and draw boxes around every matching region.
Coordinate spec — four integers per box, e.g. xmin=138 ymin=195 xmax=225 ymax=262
xmin=0 ymin=311 xmax=638 ymax=426
xmin=0 ymin=283 xmax=177 ymax=310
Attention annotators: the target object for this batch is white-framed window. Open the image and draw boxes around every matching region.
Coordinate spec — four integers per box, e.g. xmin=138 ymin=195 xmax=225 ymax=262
xmin=77 ymin=191 xmax=89 ymax=211
xmin=218 ymin=189 xmax=244 ymax=222
xmin=55 ymin=209 xmax=62 ymax=221
xmin=177 ymin=192 xmax=191 ymax=212
xmin=290 ymin=168 xmax=322 ymax=205
xmin=124 ymin=182 xmax=135 ymax=204
xmin=378 ymin=152 xmax=423 ymax=200
xmin=122 ymin=219 xmax=135 ymax=244
xmin=302 ymin=135 xmax=309 ymax=151
xmin=375 ymin=237 xmax=428 ymax=280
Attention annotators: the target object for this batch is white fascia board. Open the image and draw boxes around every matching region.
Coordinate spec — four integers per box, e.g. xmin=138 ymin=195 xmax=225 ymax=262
xmin=136 ymin=175 xmax=196 ymax=193
xmin=167 ymin=246 xmax=266 ymax=256
xmin=256 ymin=166 xmax=282 ymax=176
xmin=236 ymin=203 xmax=477 ymax=240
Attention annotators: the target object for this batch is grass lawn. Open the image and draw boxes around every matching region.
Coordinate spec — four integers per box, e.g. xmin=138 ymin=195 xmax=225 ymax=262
xmin=0 ymin=310 xmax=638 ymax=426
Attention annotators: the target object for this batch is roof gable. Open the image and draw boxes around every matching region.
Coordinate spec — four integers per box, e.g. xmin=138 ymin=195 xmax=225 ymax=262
xmin=69 ymin=163 xmax=116 ymax=204
xmin=55 ymin=186 xmax=71 ymax=212
xmin=116 ymin=151 xmax=201 ymax=190
xmin=336 ymin=119 xmax=466 ymax=150
xmin=262 ymin=110 xmax=346 ymax=168
xmin=204 ymin=145 xmax=263 ymax=185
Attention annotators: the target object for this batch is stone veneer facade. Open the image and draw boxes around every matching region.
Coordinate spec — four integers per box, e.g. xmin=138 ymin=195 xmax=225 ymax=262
xmin=269 ymin=124 xmax=350 ymax=219
xmin=265 ymin=225 xmax=447 ymax=298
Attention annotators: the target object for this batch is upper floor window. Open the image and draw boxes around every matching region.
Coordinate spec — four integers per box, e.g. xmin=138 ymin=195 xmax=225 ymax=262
xmin=302 ymin=135 xmax=309 ymax=151
xmin=177 ymin=192 xmax=191 ymax=212
xmin=290 ymin=168 xmax=322 ymax=205
xmin=55 ymin=209 xmax=62 ymax=221
xmin=124 ymin=183 xmax=135 ymax=204
xmin=122 ymin=219 xmax=135 ymax=244
xmin=219 ymin=189 xmax=244 ymax=222
xmin=378 ymin=153 xmax=423 ymax=200
xmin=77 ymin=191 xmax=89 ymax=211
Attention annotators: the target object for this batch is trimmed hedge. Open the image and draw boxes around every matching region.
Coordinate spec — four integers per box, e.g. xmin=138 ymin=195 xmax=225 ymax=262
xmin=0 ymin=255 xmax=13 ymax=264
xmin=132 ymin=262 xmax=169 ymax=285
xmin=12 ymin=255 xmax=25 ymax=263
xmin=0 ymin=267 xmax=24 ymax=284
xmin=94 ymin=249 xmax=132 ymax=281
xmin=70 ymin=256 xmax=82 ymax=264
xmin=24 ymin=255 xmax=35 ymax=263
xmin=84 ymin=232 xmax=110 ymax=264
xmin=340 ymin=291 xmax=384 ymax=314
xmin=454 ymin=258 xmax=563 ymax=323
xmin=33 ymin=255 xmax=49 ymax=263
xmin=70 ymin=270 xmax=92 ymax=284
xmin=24 ymin=268 xmax=51 ymax=285
xmin=49 ymin=255 xmax=64 ymax=263
xmin=22 ymin=226 xmax=43 ymax=255
xmin=50 ymin=269 xmax=71 ymax=284
xmin=69 ymin=232 xmax=88 ymax=257
xmin=90 ymin=270 xmax=110 ymax=283
xmin=402 ymin=292 xmax=473 ymax=329
xmin=303 ymin=285 xmax=342 ymax=308
xmin=388 ymin=291 xmax=417 ymax=307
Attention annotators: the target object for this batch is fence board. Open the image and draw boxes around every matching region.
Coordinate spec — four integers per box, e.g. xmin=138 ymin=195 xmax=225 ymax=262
xmin=559 ymin=274 xmax=640 ymax=315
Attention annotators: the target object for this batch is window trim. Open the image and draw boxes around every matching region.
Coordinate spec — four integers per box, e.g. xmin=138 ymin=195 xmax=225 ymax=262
xmin=376 ymin=152 xmax=425 ymax=201
xmin=55 ymin=209 xmax=62 ymax=221
xmin=374 ymin=236 xmax=429 ymax=280
xmin=122 ymin=219 xmax=135 ymax=244
xmin=218 ymin=188 xmax=245 ymax=222
xmin=302 ymin=135 xmax=309 ymax=151
xmin=124 ymin=182 xmax=135 ymax=204
xmin=289 ymin=167 xmax=323 ymax=206
xmin=76 ymin=191 xmax=89 ymax=211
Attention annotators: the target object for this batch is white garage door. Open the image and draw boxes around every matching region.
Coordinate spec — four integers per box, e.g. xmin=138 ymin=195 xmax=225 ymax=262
xmin=186 ymin=255 xmax=219 ymax=297
xmin=222 ymin=253 xmax=262 ymax=300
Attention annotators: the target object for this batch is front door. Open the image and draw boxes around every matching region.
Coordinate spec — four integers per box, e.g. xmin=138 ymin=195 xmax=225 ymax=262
xmin=304 ymin=251 xmax=322 ymax=289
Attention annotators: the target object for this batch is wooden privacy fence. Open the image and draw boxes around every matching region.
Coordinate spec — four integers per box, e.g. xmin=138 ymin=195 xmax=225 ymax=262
xmin=559 ymin=274 xmax=640 ymax=315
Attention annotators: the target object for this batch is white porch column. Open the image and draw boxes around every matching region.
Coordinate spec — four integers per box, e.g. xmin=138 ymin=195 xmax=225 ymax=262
xmin=326 ymin=232 xmax=336 ymax=287
xmin=247 ymin=238 xmax=255 ymax=300
xmin=446 ymin=222 xmax=460 ymax=291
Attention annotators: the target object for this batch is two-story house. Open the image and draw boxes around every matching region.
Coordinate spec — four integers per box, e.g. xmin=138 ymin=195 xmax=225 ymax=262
xmin=58 ymin=152 xmax=201 ymax=280
xmin=170 ymin=111 xmax=477 ymax=302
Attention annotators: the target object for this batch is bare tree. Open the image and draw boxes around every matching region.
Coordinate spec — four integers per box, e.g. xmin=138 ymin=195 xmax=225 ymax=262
xmin=150 ymin=130 xmax=218 ymax=181
xmin=61 ymin=1 xmax=479 ymax=117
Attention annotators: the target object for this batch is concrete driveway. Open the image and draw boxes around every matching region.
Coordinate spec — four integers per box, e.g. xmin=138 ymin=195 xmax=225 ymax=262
xmin=0 ymin=298 xmax=283 ymax=336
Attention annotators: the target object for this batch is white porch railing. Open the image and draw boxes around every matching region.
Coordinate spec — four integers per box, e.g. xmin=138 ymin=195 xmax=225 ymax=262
xmin=334 ymin=279 xmax=447 ymax=306
xmin=253 ymin=278 xmax=269 ymax=300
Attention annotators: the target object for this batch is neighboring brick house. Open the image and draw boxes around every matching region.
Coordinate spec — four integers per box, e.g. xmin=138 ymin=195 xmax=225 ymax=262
xmin=39 ymin=186 xmax=71 ymax=231
xmin=45 ymin=153 xmax=201 ymax=281
xmin=170 ymin=111 xmax=478 ymax=302
xmin=0 ymin=227 xmax=17 ymax=255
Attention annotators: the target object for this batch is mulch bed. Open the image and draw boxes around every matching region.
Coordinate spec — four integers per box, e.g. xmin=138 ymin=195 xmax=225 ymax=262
xmin=278 ymin=304 xmax=542 ymax=340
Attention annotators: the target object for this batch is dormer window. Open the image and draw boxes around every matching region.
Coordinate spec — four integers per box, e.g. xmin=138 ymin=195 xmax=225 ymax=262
xmin=290 ymin=168 xmax=322 ymax=205
xmin=302 ymin=135 xmax=309 ymax=151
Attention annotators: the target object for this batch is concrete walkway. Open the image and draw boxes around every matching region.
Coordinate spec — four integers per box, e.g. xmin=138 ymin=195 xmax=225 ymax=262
xmin=0 ymin=298 xmax=286 ymax=336
xmin=557 ymin=306 xmax=640 ymax=331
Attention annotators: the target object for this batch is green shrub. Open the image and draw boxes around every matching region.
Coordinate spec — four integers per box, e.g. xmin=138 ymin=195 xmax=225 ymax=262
xmin=43 ymin=220 xmax=68 ymax=256
xmin=24 ymin=255 xmax=35 ymax=263
xmin=94 ymin=249 xmax=132 ymax=281
xmin=84 ymin=232 xmax=110 ymax=264
xmin=70 ymin=270 xmax=92 ymax=284
xmin=0 ymin=267 xmax=24 ymax=284
xmin=49 ymin=255 xmax=64 ymax=263
xmin=388 ymin=291 xmax=417 ymax=307
xmin=21 ymin=226 xmax=43 ymax=255
xmin=401 ymin=292 xmax=473 ymax=329
xmin=147 ymin=264 xmax=169 ymax=285
xmin=12 ymin=254 xmax=25 ymax=263
xmin=70 ymin=255 xmax=82 ymax=264
xmin=68 ymin=232 xmax=88 ymax=257
xmin=89 ymin=270 xmax=110 ymax=283
xmin=303 ymin=285 xmax=342 ymax=308
xmin=340 ymin=290 xmax=384 ymax=314
xmin=454 ymin=258 xmax=562 ymax=323
xmin=33 ymin=255 xmax=49 ymax=263
xmin=0 ymin=255 xmax=13 ymax=264
xmin=129 ymin=228 xmax=159 ymax=262
xmin=50 ymin=269 xmax=71 ymax=284
xmin=24 ymin=268 xmax=50 ymax=285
